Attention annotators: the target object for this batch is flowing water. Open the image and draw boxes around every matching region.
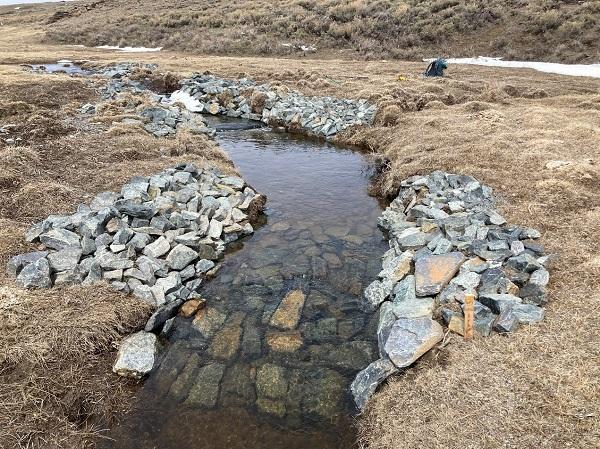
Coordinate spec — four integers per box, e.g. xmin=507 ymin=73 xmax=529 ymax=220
xmin=103 ymin=119 xmax=388 ymax=449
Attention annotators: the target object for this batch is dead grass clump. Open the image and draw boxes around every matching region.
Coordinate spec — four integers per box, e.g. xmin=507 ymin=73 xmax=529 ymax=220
xmin=0 ymin=101 xmax=32 ymax=118
xmin=0 ymin=283 xmax=152 ymax=449
xmin=378 ymin=105 xmax=402 ymax=126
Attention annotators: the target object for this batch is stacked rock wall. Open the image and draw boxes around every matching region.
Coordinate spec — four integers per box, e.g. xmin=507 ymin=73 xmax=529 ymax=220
xmin=176 ymin=74 xmax=376 ymax=138
xmin=352 ymin=171 xmax=550 ymax=410
xmin=8 ymin=163 xmax=265 ymax=377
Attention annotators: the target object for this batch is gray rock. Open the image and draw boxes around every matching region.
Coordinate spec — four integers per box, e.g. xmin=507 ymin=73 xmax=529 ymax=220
xmin=392 ymin=296 xmax=435 ymax=319
xmin=363 ymin=279 xmax=394 ymax=311
xmin=350 ymin=358 xmax=398 ymax=410
xmin=529 ymin=268 xmax=549 ymax=286
xmin=7 ymin=251 xmax=48 ymax=277
xmin=112 ymin=331 xmax=156 ymax=379
xmin=40 ymin=229 xmax=81 ymax=250
xmin=166 ymin=244 xmax=198 ymax=270
xmin=384 ymin=317 xmax=443 ymax=368
xmin=479 ymin=293 xmax=522 ymax=314
xmin=90 ymin=191 xmax=121 ymax=211
xmin=377 ymin=302 xmax=396 ymax=357
xmin=519 ymin=282 xmax=548 ymax=305
xmin=494 ymin=308 xmax=519 ymax=333
xmin=143 ymin=236 xmax=171 ymax=258
xmin=145 ymin=299 xmax=184 ymax=332
xmin=506 ymin=253 xmax=542 ymax=273
xmin=16 ymin=257 xmax=52 ymax=288
xmin=47 ymin=247 xmax=82 ymax=272
xmin=151 ymin=273 xmax=182 ymax=305
xmin=513 ymin=303 xmax=545 ymax=323
xmin=196 ymin=259 xmax=216 ymax=274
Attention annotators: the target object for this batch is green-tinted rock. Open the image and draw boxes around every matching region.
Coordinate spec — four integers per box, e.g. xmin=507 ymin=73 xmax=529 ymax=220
xmin=184 ymin=362 xmax=226 ymax=407
xmin=256 ymin=363 xmax=288 ymax=399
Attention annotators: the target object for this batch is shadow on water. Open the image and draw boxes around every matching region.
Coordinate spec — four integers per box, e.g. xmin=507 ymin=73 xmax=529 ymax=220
xmin=102 ymin=118 xmax=388 ymax=449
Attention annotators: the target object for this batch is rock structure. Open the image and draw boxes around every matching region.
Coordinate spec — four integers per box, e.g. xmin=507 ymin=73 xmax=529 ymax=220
xmin=8 ymin=163 xmax=265 ymax=374
xmin=85 ymin=63 xmax=376 ymax=140
xmin=352 ymin=171 xmax=550 ymax=410
xmin=176 ymin=74 xmax=376 ymax=139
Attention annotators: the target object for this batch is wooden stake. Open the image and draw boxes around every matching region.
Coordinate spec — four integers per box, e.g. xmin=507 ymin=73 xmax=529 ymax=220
xmin=464 ymin=293 xmax=475 ymax=341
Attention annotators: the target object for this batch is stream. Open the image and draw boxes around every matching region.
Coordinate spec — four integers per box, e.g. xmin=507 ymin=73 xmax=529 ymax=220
xmin=101 ymin=118 xmax=388 ymax=448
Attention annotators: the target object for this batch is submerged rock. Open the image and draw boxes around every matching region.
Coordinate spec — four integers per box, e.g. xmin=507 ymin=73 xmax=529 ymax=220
xmin=269 ymin=290 xmax=305 ymax=330
xmin=113 ymin=331 xmax=157 ymax=379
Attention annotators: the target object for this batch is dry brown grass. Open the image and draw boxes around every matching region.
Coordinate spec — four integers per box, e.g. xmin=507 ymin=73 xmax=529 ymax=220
xmin=1 ymin=14 xmax=599 ymax=449
xmin=13 ymin=0 xmax=600 ymax=63
xmin=0 ymin=62 xmax=232 ymax=448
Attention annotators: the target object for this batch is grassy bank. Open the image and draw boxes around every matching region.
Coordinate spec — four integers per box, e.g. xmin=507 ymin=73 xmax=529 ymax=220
xmin=0 ymin=14 xmax=598 ymax=449
xmin=0 ymin=64 xmax=232 ymax=448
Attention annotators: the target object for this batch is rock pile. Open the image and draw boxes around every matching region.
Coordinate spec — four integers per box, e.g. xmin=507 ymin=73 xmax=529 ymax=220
xmin=8 ymin=163 xmax=264 ymax=375
xmin=176 ymin=74 xmax=376 ymax=138
xmin=351 ymin=171 xmax=550 ymax=410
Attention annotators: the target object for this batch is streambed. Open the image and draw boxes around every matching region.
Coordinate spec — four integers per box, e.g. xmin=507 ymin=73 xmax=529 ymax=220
xmin=101 ymin=121 xmax=387 ymax=448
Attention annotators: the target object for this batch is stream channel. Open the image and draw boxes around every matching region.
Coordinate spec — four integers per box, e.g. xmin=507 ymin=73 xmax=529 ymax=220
xmin=102 ymin=117 xmax=388 ymax=449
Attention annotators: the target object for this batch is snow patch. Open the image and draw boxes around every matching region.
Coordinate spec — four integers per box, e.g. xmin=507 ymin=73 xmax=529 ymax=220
xmin=426 ymin=56 xmax=600 ymax=78
xmin=95 ymin=45 xmax=163 ymax=53
xmin=168 ymin=90 xmax=204 ymax=112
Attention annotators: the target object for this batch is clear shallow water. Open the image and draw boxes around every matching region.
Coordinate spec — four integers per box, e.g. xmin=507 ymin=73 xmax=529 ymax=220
xmin=102 ymin=121 xmax=388 ymax=449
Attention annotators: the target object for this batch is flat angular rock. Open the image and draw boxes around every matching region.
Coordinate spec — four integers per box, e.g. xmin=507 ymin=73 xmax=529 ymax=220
xmin=266 ymin=331 xmax=303 ymax=352
xmin=7 ymin=251 xmax=48 ymax=277
xmin=378 ymin=250 xmax=413 ymax=283
xmin=256 ymin=363 xmax=288 ymax=399
xmin=145 ymin=299 xmax=183 ymax=332
xmin=494 ymin=308 xmax=519 ymax=333
xmin=166 ymin=244 xmax=198 ymax=270
xmin=479 ymin=293 xmax=522 ymax=314
xmin=377 ymin=302 xmax=396 ymax=357
xmin=384 ymin=317 xmax=443 ymax=368
xmin=16 ymin=257 xmax=52 ymax=288
xmin=40 ymin=228 xmax=81 ymax=250
xmin=47 ymin=247 xmax=82 ymax=272
xmin=185 ymin=362 xmax=226 ymax=407
xmin=193 ymin=307 xmax=227 ymax=338
xmin=415 ymin=251 xmax=464 ymax=296
xmin=209 ymin=312 xmax=244 ymax=359
xmin=351 ymin=358 xmax=398 ymax=410
xmin=143 ymin=236 xmax=171 ymax=258
xmin=513 ymin=303 xmax=545 ymax=323
xmin=112 ymin=331 xmax=156 ymax=379
xmin=269 ymin=290 xmax=305 ymax=330
xmin=392 ymin=296 xmax=434 ymax=319
xmin=364 ymin=279 xmax=394 ymax=311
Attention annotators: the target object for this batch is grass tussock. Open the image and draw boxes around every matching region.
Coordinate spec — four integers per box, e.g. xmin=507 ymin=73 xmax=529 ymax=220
xmin=33 ymin=0 xmax=600 ymax=62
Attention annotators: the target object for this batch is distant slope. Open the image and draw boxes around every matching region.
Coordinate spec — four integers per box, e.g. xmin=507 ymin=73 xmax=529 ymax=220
xmin=43 ymin=0 xmax=600 ymax=62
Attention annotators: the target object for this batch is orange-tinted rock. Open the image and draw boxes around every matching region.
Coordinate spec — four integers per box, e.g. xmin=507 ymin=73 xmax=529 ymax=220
xmin=415 ymin=252 xmax=465 ymax=296
xmin=266 ymin=331 xmax=303 ymax=352
xmin=269 ymin=290 xmax=305 ymax=330
xmin=209 ymin=312 xmax=244 ymax=359
xmin=180 ymin=298 xmax=206 ymax=318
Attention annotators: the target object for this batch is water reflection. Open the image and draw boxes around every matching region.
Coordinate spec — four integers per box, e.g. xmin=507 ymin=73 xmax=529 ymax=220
xmin=103 ymin=122 xmax=386 ymax=449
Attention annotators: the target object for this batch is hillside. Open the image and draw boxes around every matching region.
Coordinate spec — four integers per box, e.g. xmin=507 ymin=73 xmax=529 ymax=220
xmin=41 ymin=0 xmax=600 ymax=63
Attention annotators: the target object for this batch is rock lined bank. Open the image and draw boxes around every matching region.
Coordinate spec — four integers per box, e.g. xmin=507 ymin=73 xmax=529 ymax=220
xmin=76 ymin=62 xmax=376 ymax=141
xmin=351 ymin=171 xmax=550 ymax=410
xmin=175 ymin=74 xmax=376 ymax=139
xmin=8 ymin=163 xmax=265 ymax=378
